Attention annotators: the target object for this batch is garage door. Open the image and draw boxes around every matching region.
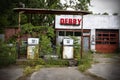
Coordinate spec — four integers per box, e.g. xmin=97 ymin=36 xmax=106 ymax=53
xmin=96 ymin=29 xmax=119 ymax=53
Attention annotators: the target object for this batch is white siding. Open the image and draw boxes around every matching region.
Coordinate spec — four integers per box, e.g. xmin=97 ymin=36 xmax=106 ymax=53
xmin=83 ymin=15 xmax=120 ymax=29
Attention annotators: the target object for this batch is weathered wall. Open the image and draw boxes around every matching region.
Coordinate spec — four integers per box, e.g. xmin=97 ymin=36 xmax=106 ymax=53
xmin=83 ymin=15 xmax=120 ymax=29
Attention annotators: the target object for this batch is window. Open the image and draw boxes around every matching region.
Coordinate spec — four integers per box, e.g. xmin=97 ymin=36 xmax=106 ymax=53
xmin=66 ymin=31 xmax=73 ymax=36
xmin=96 ymin=29 xmax=118 ymax=45
xmin=74 ymin=32 xmax=81 ymax=36
xmin=59 ymin=31 xmax=64 ymax=36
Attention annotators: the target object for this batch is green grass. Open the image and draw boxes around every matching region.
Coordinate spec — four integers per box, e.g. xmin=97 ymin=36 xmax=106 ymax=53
xmin=103 ymin=54 xmax=118 ymax=58
xmin=78 ymin=52 xmax=93 ymax=72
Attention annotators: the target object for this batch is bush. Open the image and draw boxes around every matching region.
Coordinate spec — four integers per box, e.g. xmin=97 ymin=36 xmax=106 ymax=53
xmin=34 ymin=65 xmax=43 ymax=71
xmin=78 ymin=52 xmax=93 ymax=72
xmin=45 ymin=59 xmax=69 ymax=66
xmin=25 ymin=58 xmax=45 ymax=67
xmin=78 ymin=62 xmax=91 ymax=72
xmin=23 ymin=66 xmax=34 ymax=76
xmin=0 ymin=40 xmax=17 ymax=67
xmin=23 ymin=65 xmax=43 ymax=76
xmin=56 ymin=44 xmax=62 ymax=58
xmin=40 ymin=35 xmax=53 ymax=56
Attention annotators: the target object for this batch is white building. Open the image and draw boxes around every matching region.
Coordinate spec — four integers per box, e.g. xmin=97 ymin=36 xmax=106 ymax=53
xmin=55 ymin=15 xmax=120 ymax=53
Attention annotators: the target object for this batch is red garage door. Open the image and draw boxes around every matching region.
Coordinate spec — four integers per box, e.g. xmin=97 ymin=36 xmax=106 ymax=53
xmin=96 ymin=29 xmax=119 ymax=53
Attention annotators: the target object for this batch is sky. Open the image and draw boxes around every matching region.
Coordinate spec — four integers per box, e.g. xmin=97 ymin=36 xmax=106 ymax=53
xmin=89 ymin=0 xmax=120 ymax=15
xmin=60 ymin=0 xmax=120 ymax=15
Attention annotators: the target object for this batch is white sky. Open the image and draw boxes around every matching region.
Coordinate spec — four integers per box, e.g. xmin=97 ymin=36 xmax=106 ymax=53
xmin=60 ymin=0 xmax=120 ymax=15
xmin=89 ymin=0 xmax=120 ymax=14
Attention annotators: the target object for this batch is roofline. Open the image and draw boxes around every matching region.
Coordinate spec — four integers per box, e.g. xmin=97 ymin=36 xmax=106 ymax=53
xmin=13 ymin=8 xmax=91 ymax=15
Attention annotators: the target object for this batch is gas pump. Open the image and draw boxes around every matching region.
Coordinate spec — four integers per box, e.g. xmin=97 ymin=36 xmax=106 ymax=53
xmin=62 ymin=38 xmax=74 ymax=59
xmin=27 ymin=38 xmax=39 ymax=59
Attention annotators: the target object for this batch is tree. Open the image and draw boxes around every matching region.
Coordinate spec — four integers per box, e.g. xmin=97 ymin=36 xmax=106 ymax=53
xmin=0 ymin=0 xmax=91 ymax=27
xmin=0 ymin=0 xmax=25 ymax=27
xmin=26 ymin=0 xmax=62 ymax=26
xmin=62 ymin=0 xmax=91 ymax=11
xmin=76 ymin=0 xmax=91 ymax=11
xmin=102 ymin=12 xmax=109 ymax=15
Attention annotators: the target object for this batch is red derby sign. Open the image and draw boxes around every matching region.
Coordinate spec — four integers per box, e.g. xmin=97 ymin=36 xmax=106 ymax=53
xmin=55 ymin=15 xmax=82 ymax=29
xmin=60 ymin=18 xmax=82 ymax=25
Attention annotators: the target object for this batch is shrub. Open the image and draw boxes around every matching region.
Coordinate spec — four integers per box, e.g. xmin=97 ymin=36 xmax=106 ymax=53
xmin=23 ymin=65 xmax=43 ymax=76
xmin=40 ymin=35 xmax=53 ymax=56
xmin=45 ymin=59 xmax=69 ymax=66
xmin=34 ymin=65 xmax=43 ymax=71
xmin=78 ymin=62 xmax=91 ymax=72
xmin=56 ymin=44 xmax=62 ymax=58
xmin=78 ymin=52 xmax=93 ymax=72
xmin=26 ymin=58 xmax=45 ymax=67
xmin=70 ymin=36 xmax=81 ymax=60
xmin=23 ymin=66 xmax=34 ymax=76
xmin=0 ymin=40 xmax=17 ymax=67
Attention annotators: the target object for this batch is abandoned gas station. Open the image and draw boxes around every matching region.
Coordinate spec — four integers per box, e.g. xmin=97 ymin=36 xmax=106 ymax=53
xmin=55 ymin=15 xmax=120 ymax=53
xmin=2 ymin=8 xmax=120 ymax=59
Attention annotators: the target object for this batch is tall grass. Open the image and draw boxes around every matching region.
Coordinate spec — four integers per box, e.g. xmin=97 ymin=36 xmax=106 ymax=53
xmin=78 ymin=52 xmax=93 ymax=72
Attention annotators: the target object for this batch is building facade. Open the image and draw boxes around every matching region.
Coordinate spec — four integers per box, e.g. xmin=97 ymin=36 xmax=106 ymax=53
xmin=55 ymin=15 xmax=120 ymax=53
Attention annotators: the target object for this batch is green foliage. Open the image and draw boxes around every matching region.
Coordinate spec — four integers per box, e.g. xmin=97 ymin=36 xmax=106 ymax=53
xmin=77 ymin=0 xmax=91 ymax=11
xmin=21 ymin=24 xmax=55 ymax=56
xmin=21 ymin=23 xmax=54 ymax=38
xmin=0 ymin=0 xmax=91 ymax=27
xmin=0 ymin=40 xmax=17 ymax=67
xmin=33 ymin=46 xmax=39 ymax=60
xmin=23 ymin=66 xmax=34 ymax=76
xmin=45 ymin=59 xmax=69 ymax=66
xmin=40 ymin=35 xmax=53 ymax=55
xmin=63 ymin=0 xmax=91 ymax=11
xmin=56 ymin=44 xmax=62 ymax=58
xmin=71 ymin=36 xmax=81 ymax=59
xmin=34 ymin=65 xmax=43 ymax=71
xmin=26 ymin=58 xmax=45 ymax=67
xmin=21 ymin=23 xmax=34 ymax=34
xmin=78 ymin=62 xmax=91 ymax=72
xmin=23 ymin=65 xmax=43 ymax=76
xmin=78 ymin=52 xmax=93 ymax=72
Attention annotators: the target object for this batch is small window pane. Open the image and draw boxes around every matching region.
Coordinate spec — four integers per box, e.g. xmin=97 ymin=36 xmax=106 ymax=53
xmin=59 ymin=31 xmax=64 ymax=36
xmin=75 ymin=32 xmax=81 ymax=36
xmin=103 ymin=34 xmax=109 ymax=36
xmin=66 ymin=31 xmax=73 ymax=36
xmin=110 ymin=34 xmax=116 ymax=37
xmin=110 ymin=42 xmax=116 ymax=44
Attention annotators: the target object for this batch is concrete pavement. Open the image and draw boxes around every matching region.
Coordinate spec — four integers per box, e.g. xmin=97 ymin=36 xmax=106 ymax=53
xmin=30 ymin=67 xmax=96 ymax=80
xmin=0 ymin=65 xmax=23 ymax=80
xmin=0 ymin=54 xmax=120 ymax=80
xmin=88 ymin=54 xmax=120 ymax=80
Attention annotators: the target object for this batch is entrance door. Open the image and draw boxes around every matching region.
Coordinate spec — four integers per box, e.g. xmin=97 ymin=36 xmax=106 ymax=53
xmin=83 ymin=37 xmax=89 ymax=51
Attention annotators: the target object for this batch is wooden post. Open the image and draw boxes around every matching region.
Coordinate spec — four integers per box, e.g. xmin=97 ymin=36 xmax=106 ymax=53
xmin=17 ymin=12 xmax=21 ymax=59
xmin=80 ymin=15 xmax=83 ymax=59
